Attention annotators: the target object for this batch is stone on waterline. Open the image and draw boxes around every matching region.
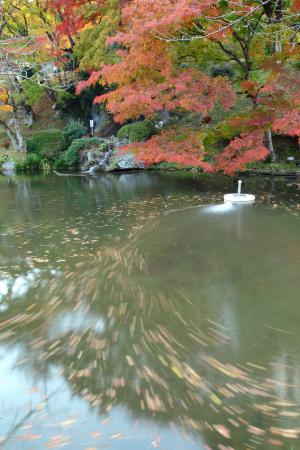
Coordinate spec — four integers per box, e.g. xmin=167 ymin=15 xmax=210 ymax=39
xmin=107 ymin=153 xmax=145 ymax=171
xmin=1 ymin=161 xmax=16 ymax=171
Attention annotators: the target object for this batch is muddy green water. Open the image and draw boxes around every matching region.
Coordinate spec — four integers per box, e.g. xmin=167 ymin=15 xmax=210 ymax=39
xmin=0 ymin=172 xmax=300 ymax=450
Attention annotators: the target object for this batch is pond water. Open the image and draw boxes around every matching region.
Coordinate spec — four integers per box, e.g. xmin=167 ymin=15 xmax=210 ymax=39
xmin=0 ymin=172 xmax=300 ymax=450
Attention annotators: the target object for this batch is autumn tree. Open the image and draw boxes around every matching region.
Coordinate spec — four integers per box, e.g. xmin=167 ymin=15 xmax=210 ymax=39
xmin=159 ymin=0 xmax=300 ymax=163
xmin=0 ymin=0 xmax=78 ymax=151
xmin=53 ymin=0 xmax=300 ymax=173
xmin=61 ymin=0 xmax=237 ymax=172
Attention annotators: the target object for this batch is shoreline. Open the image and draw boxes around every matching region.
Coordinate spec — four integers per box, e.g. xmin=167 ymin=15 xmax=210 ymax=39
xmin=242 ymin=169 xmax=300 ymax=177
xmin=2 ymin=165 xmax=300 ymax=178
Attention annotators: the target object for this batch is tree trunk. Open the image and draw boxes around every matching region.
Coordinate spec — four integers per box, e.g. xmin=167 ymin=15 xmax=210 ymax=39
xmin=5 ymin=79 xmax=27 ymax=152
xmin=15 ymin=77 xmax=34 ymax=128
xmin=275 ymin=34 xmax=282 ymax=53
xmin=14 ymin=118 xmax=27 ymax=152
xmin=0 ymin=113 xmax=26 ymax=152
xmin=266 ymin=129 xmax=277 ymax=162
xmin=0 ymin=120 xmax=18 ymax=149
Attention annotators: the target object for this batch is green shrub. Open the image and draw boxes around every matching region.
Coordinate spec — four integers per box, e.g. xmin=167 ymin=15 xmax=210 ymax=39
xmin=15 ymin=153 xmax=43 ymax=173
xmin=54 ymin=158 xmax=67 ymax=171
xmin=63 ymin=120 xmax=87 ymax=146
xmin=40 ymin=159 xmax=51 ymax=173
xmin=26 ymin=129 xmax=67 ymax=161
xmin=117 ymin=120 xmax=156 ymax=143
xmin=21 ymin=79 xmax=45 ymax=106
xmin=63 ymin=137 xmax=102 ymax=168
xmin=56 ymin=91 xmax=76 ymax=110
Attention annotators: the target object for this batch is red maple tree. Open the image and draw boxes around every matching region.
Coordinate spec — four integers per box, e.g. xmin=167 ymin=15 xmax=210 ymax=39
xmin=53 ymin=0 xmax=300 ymax=174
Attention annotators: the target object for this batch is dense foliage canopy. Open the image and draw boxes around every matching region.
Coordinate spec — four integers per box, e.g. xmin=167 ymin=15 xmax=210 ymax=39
xmin=1 ymin=0 xmax=300 ymax=173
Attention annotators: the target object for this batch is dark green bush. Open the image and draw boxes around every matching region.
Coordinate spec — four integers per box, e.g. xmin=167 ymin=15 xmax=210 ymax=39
xmin=63 ymin=137 xmax=102 ymax=168
xmin=15 ymin=153 xmax=43 ymax=173
xmin=26 ymin=129 xmax=67 ymax=161
xmin=55 ymin=91 xmax=76 ymax=111
xmin=63 ymin=120 xmax=87 ymax=146
xmin=117 ymin=120 xmax=156 ymax=143
xmin=53 ymin=158 xmax=67 ymax=171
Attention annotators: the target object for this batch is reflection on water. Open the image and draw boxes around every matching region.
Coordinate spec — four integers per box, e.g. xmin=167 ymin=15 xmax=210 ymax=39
xmin=202 ymin=202 xmax=235 ymax=214
xmin=0 ymin=172 xmax=300 ymax=449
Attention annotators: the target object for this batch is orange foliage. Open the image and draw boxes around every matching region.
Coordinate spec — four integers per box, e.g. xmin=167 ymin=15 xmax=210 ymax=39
xmin=215 ymin=132 xmax=269 ymax=175
xmin=73 ymin=0 xmax=236 ymax=123
xmin=273 ymin=111 xmax=300 ymax=142
xmin=93 ymin=71 xmax=236 ymax=123
xmin=0 ymin=104 xmax=13 ymax=113
xmin=0 ymin=88 xmax=12 ymax=113
xmin=0 ymin=88 xmax=9 ymax=103
xmin=121 ymin=129 xmax=214 ymax=171
xmin=55 ymin=0 xmax=300 ymax=174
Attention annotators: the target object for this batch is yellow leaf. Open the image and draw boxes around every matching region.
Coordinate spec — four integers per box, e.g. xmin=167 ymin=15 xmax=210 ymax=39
xmin=171 ymin=365 xmax=184 ymax=378
xmin=0 ymin=104 xmax=13 ymax=112
xmin=210 ymin=393 xmax=223 ymax=406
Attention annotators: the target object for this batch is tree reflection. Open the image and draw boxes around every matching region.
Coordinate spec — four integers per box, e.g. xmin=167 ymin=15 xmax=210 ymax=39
xmin=0 ymin=234 xmax=300 ymax=449
xmin=1 ymin=173 xmax=300 ymax=449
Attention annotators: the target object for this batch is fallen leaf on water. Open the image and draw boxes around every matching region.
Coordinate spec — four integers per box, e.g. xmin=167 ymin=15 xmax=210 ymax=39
xmin=267 ymin=439 xmax=284 ymax=446
xmin=151 ymin=433 xmax=160 ymax=448
xmin=270 ymin=427 xmax=298 ymax=439
xmin=126 ymin=355 xmax=135 ymax=366
xmin=210 ymin=393 xmax=223 ymax=406
xmin=59 ymin=418 xmax=76 ymax=428
xmin=101 ymin=418 xmax=111 ymax=425
xmin=217 ymin=366 xmax=236 ymax=378
xmin=28 ymin=387 xmax=39 ymax=394
xmin=218 ymin=446 xmax=235 ymax=450
xmin=171 ymin=365 xmax=184 ymax=379
xmin=279 ymin=410 xmax=299 ymax=417
xmin=91 ymin=431 xmax=102 ymax=438
xmin=246 ymin=362 xmax=267 ymax=371
xmin=110 ymin=433 xmax=123 ymax=440
xmin=16 ymin=434 xmax=42 ymax=441
xmin=46 ymin=434 xmax=70 ymax=448
xmin=214 ymin=424 xmax=231 ymax=439
xmin=248 ymin=425 xmax=265 ymax=436
xmin=21 ymin=424 xmax=33 ymax=431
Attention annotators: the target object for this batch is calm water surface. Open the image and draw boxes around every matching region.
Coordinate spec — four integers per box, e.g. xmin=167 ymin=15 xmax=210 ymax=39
xmin=0 ymin=172 xmax=300 ymax=449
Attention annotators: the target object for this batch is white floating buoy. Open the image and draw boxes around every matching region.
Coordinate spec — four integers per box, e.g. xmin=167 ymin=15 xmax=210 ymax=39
xmin=224 ymin=180 xmax=255 ymax=203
